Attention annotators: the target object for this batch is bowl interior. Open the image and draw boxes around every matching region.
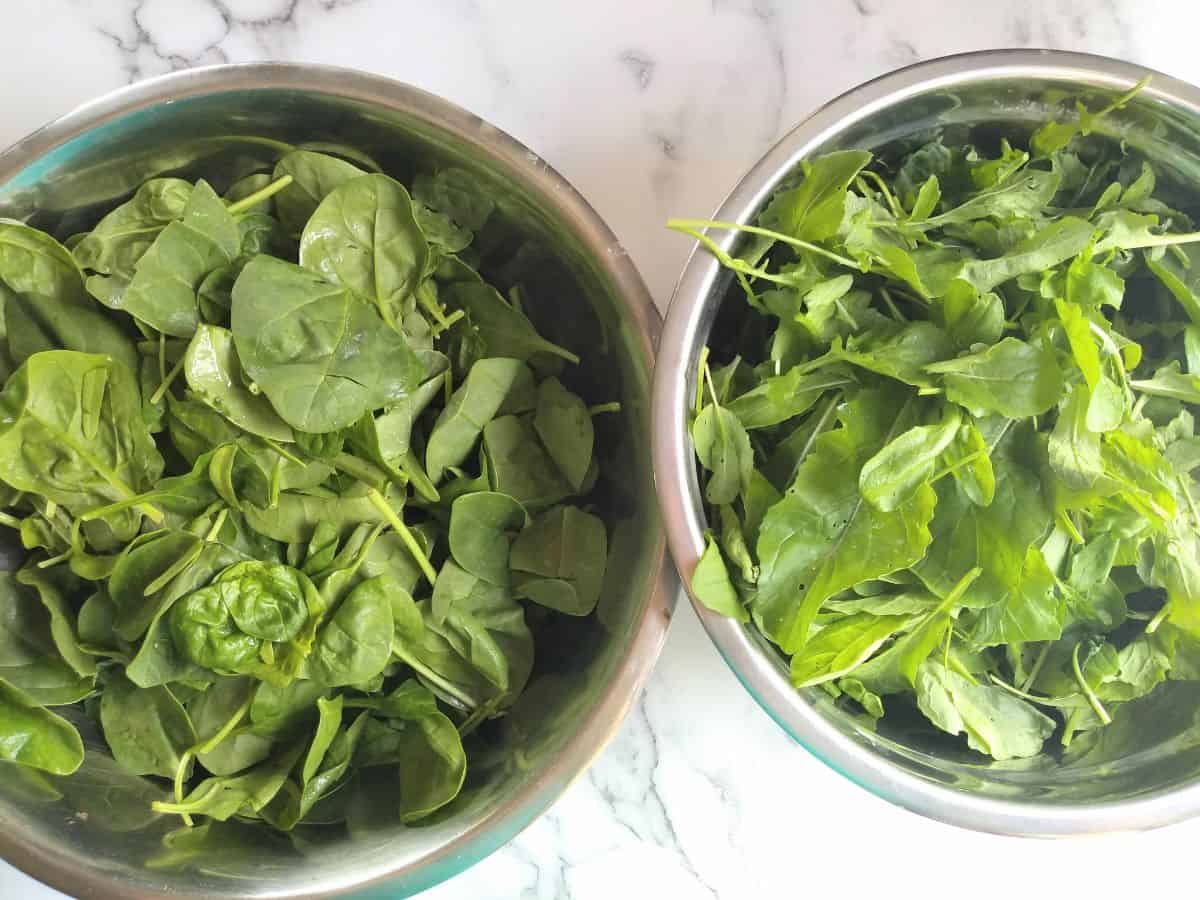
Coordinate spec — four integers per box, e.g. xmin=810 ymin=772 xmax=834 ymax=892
xmin=0 ymin=70 xmax=666 ymax=897
xmin=679 ymin=59 xmax=1200 ymax=825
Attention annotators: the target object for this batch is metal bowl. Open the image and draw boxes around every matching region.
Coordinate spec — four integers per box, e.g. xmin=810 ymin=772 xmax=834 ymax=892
xmin=653 ymin=49 xmax=1200 ymax=836
xmin=0 ymin=63 xmax=672 ymax=897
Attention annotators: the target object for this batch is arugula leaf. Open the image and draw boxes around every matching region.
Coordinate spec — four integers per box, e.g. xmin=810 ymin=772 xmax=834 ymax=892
xmin=755 ymin=387 xmax=936 ymax=653
xmin=675 ymin=110 xmax=1200 ymax=760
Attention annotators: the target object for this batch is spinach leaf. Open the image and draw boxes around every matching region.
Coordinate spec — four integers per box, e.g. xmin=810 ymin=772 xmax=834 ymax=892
xmin=299 ymin=173 xmax=429 ymax=326
xmin=0 ymin=679 xmax=84 ymax=774
xmin=183 ymin=324 xmax=294 ymax=442
xmin=354 ymin=680 xmax=466 ymax=821
xmin=232 ymin=256 xmax=425 ymax=433
xmin=0 ymin=140 xmax=615 ymax=829
xmin=73 ymin=178 xmax=193 ymax=281
xmin=0 ymin=220 xmax=138 ymax=374
xmin=0 ymin=351 xmax=162 ymax=527
xmin=442 ymin=282 xmax=578 ymax=364
xmin=483 ymin=415 xmax=574 ymax=508
xmin=308 ymin=575 xmax=393 ymax=687
xmin=448 ymin=491 xmax=526 ymax=586
xmin=510 ymin=505 xmax=608 ymax=616
xmin=425 ymin=357 xmax=529 ymax=483
xmin=99 ymin=673 xmax=196 ymax=778
xmin=119 ymin=180 xmax=240 ymax=337
xmin=273 ymin=150 xmax=365 ymax=234
xmin=532 ymin=377 xmax=593 ymax=491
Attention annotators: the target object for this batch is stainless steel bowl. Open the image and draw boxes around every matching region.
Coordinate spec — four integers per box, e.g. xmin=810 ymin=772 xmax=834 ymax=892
xmin=653 ymin=49 xmax=1200 ymax=836
xmin=0 ymin=63 xmax=673 ymax=897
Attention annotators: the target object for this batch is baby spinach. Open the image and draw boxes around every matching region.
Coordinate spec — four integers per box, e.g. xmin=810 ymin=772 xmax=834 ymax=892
xmin=231 ymin=255 xmax=425 ymax=433
xmin=299 ymin=173 xmax=429 ymax=327
xmin=183 ymin=324 xmax=294 ymax=442
xmin=0 ymin=679 xmax=85 ymax=774
xmin=675 ymin=91 xmax=1200 ymax=759
xmin=0 ymin=149 xmax=616 ymax=836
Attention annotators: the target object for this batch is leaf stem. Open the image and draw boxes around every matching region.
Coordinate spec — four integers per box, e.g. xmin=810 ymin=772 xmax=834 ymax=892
xmin=856 ymin=170 xmax=903 ymax=219
xmin=171 ymin=751 xmax=194 ymax=827
xmin=1123 ymin=231 xmax=1200 ymax=251
xmin=194 ymin=696 xmax=253 ymax=757
xmin=927 ymin=448 xmax=986 ymax=485
xmin=694 ymin=346 xmax=710 ymax=416
xmin=225 ymin=173 xmax=294 ymax=216
xmin=1020 ymin=641 xmax=1053 ymax=692
xmin=1071 ymin=642 xmax=1112 ymax=725
xmin=989 ymin=673 xmax=1083 ymax=709
xmin=588 ymin=402 xmax=622 ymax=416
xmin=417 ymin=283 xmax=451 ymax=329
xmin=0 ymin=511 xmax=20 ymax=530
xmin=392 ymin=641 xmax=481 ymax=710
xmin=260 ymin=438 xmax=306 ymax=466
xmin=668 ymin=218 xmax=859 ymax=269
xmin=149 ymin=351 xmax=187 ymax=406
xmin=366 ymin=488 xmax=438 ymax=585
xmin=878 ymin=287 xmax=905 ymax=322
xmin=1146 ymin=602 xmax=1171 ymax=634
xmin=431 ymin=309 xmax=465 ymax=337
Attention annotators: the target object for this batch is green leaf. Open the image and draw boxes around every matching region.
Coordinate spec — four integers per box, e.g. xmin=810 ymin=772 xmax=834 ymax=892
xmin=309 ymin=575 xmax=394 ymax=687
xmin=915 ymin=167 xmax=1059 ymax=229
xmin=754 ymin=387 xmax=936 ymax=653
xmin=957 ymin=217 xmax=1095 ymax=292
xmin=510 ymin=505 xmax=608 ymax=616
xmin=153 ymin=744 xmax=304 ymax=821
xmin=927 ymin=337 xmax=1063 ymax=418
xmin=532 ymin=377 xmax=593 ymax=491
xmin=915 ymin=659 xmax=1054 ymax=759
xmin=0 ymin=351 xmax=163 ymax=528
xmin=691 ymin=402 xmax=754 ymax=505
xmin=231 ymin=255 xmax=425 ymax=433
xmin=1146 ymin=244 xmax=1200 ymax=325
xmin=299 ymin=173 xmax=429 ymax=326
xmin=99 ymin=673 xmax=196 ymax=778
xmin=120 ymin=180 xmax=240 ymax=337
xmin=183 ymin=324 xmax=294 ymax=442
xmin=448 ymin=491 xmax=526 ymax=587
xmin=425 ymin=358 xmax=529 ymax=483
xmin=859 ymin=404 xmax=960 ymax=511
xmin=691 ymin=534 xmax=747 ymax=621
xmin=442 ymin=281 xmax=577 ymax=364
xmin=791 ymin=613 xmax=912 ymax=687
xmin=759 ymin=150 xmax=872 ymax=242
xmin=482 ymin=415 xmax=573 ymax=509
xmin=1048 ymin=383 xmax=1103 ymax=490
xmin=726 ymin=366 xmax=854 ymax=429
xmin=73 ymin=178 xmax=193 ymax=280
xmin=272 ymin=150 xmax=365 ymax=234
xmin=834 ymin=322 xmax=955 ymax=388
xmin=0 ymin=679 xmax=84 ymax=774
xmin=0 ymin=220 xmax=138 ymax=375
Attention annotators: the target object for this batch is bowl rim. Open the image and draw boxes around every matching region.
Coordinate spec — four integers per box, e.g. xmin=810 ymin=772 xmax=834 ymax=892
xmin=652 ymin=47 xmax=1200 ymax=837
xmin=0 ymin=61 xmax=674 ymax=898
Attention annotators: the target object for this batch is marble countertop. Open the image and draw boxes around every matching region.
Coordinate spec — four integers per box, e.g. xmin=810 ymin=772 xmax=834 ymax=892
xmin=4 ymin=1 xmax=1200 ymax=898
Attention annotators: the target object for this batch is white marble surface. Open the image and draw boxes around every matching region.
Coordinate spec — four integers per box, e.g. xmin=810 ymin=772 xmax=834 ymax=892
xmin=4 ymin=1 xmax=1200 ymax=897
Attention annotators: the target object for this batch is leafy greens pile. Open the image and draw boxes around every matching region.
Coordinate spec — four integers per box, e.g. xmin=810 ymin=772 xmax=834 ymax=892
xmin=0 ymin=149 xmax=613 ymax=828
xmin=676 ymin=85 xmax=1200 ymax=760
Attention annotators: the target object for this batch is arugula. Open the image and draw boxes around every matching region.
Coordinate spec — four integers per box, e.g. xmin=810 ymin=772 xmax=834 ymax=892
xmin=676 ymin=91 xmax=1200 ymax=759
